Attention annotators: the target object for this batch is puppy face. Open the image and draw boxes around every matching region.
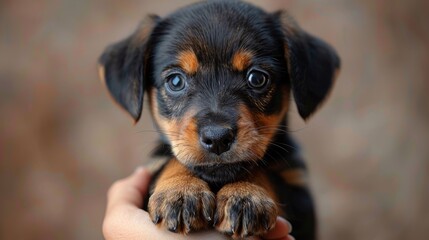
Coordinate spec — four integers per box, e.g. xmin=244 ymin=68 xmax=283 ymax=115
xmin=148 ymin=3 xmax=290 ymax=167
xmin=99 ymin=1 xmax=340 ymax=180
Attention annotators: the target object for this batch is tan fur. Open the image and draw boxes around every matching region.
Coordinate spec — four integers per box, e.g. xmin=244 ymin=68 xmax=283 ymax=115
xmin=280 ymin=168 xmax=308 ymax=187
xmin=234 ymin=97 xmax=289 ymax=162
xmin=97 ymin=64 xmax=105 ymax=84
xmin=215 ymin=171 xmax=278 ymax=238
xmin=149 ymin=89 xmax=204 ymax=165
xmin=234 ymin=105 xmax=267 ymax=160
xmin=231 ymin=50 xmax=253 ymax=71
xmin=148 ymin=159 xmax=215 ymax=234
xmin=177 ymin=50 xmax=199 ymax=75
xmin=253 ymin=91 xmax=289 ymax=142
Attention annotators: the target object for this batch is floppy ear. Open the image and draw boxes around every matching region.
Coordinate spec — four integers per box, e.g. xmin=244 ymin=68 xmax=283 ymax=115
xmin=276 ymin=12 xmax=340 ymax=120
xmin=98 ymin=15 xmax=160 ymax=122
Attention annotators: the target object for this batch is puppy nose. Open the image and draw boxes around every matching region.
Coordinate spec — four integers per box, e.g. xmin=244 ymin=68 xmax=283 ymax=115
xmin=199 ymin=126 xmax=235 ymax=155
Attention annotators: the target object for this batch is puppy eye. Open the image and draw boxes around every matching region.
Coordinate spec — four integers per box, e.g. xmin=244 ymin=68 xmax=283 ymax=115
xmin=166 ymin=74 xmax=187 ymax=92
xmin=247 ymin=70 xmax=269 ymax=89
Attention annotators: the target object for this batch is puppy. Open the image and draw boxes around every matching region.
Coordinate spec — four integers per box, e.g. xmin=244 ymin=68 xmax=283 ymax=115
xmin=98 ymin=1 xmax=340 ymax=239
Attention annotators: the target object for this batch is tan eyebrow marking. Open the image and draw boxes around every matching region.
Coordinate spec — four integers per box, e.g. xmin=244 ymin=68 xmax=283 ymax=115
xmin=177 ymin=50 xmax=199 ymax=75
xmin=231 ymin=50 xmax=253 ymax=71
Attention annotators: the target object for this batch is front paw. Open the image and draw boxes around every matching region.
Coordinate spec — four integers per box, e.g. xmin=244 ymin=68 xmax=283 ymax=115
xmin=148 ymin=181 xmax=215 ymax=234
xmin=215 ymin=183 xmax=278 ymax=238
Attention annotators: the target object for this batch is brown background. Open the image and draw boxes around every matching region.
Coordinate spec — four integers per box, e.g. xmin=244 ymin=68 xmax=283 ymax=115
xmin=1 ymin=0 xmax=428 ymax=239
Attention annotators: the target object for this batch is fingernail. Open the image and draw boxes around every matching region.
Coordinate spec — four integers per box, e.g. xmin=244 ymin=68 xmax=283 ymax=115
xmin=287 ymin=221 xmax=292 ymax=234
xmin=277 ymin=217 xmax=292 ymax=234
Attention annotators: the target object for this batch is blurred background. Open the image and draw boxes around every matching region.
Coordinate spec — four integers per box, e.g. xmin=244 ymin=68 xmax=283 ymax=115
xmin=1 ymin=0 xmax=428 ymax=239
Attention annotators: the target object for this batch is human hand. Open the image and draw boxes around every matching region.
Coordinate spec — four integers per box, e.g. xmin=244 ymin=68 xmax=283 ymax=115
xmin=102 ymin=167 xmax=295 ymax=240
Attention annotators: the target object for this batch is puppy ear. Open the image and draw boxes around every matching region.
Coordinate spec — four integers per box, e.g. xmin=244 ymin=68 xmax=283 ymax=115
xmin=276 ymin=12 xmax=340 ymax=120
xmin=98 ymin=15 xmax=160 ymax=122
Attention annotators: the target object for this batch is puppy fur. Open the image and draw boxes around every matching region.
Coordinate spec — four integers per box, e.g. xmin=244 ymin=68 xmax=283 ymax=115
xmin=99 ymin=1 xmax=340 ymax=239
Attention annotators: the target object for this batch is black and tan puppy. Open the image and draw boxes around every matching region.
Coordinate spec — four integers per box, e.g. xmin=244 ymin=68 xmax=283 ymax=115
xmin=99 ymin=1 xmax=339 ymax=239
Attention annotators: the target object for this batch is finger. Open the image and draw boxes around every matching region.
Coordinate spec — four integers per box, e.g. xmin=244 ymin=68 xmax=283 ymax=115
xmin=265 ymin=236 xmax=294 ymax=240
xmin=261 ymin=217 xmax=292 ymax=239
xmin=104 ymin=207 xmax=228 ymax=240
xmin=253 ymin=234 xmax=294 ymax=240
xmin=106 ymin=167 xmax=152 ymax=212
xmin=103 ymin=168 xmax=229 ymax=240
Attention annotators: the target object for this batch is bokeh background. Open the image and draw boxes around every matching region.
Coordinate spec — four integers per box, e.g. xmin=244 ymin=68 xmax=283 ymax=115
xmin=1 ymin=0 xmax=428 ymax=239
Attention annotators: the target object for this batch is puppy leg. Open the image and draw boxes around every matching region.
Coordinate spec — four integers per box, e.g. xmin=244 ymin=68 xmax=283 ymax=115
xmin=215 ymin=171 xmax=278 ymax=238
xmin=148 ymin=159 xmax=215 ymax=234
xmin=271 ymin=168 xmax=317 ymax=240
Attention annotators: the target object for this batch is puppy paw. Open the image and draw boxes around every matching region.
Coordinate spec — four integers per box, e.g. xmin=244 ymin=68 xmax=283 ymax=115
xmin=215 ymin=183 xmax=277 ymax=238
xmin=148 ymin=180 xmax=215 ymax=234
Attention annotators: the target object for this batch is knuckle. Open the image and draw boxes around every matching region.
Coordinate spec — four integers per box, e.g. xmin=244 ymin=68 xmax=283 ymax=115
xmin=107 ymin=179 xmax=126 ymax=199
xmin=102 ymin=208 xmax=131 ymax=240
xmin=102 ymin=215 xmax=120 ymax=240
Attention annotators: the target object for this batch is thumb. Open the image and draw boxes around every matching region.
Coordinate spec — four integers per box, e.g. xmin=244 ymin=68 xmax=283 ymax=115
xmin=106 ymin=167 xmax=152 ymax=212
xmin=261 ymin=217 xmax=292 ymax=240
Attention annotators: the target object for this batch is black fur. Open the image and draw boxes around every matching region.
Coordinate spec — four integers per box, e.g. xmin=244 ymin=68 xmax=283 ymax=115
xmin=99 ymin=16 xmax=160 ymax=121
xmin=149 ymin=2 xmax=288 ymax=120
xmin=100 ymin=1 xmax=339 ymax=239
